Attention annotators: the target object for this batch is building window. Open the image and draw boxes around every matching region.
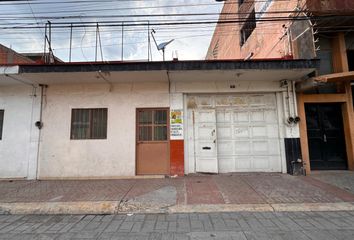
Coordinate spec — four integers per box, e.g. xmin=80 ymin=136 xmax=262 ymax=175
xmin=238 ymin=0 xmax=245 ymax=6
xmin=240 ymin=9 xmax=256 ymax=46
xmin=71 ymin=108 xmax=107 ymax=139
xmin=0 ymin=110 xmax=4 ymax=140
xmin=137 ymin=109 xmax=168 ymax=142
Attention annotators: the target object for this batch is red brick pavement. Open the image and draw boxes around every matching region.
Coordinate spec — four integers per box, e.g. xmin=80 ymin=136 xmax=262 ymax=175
xmin=213 ymin=175 xmax=266 ymax=204
xmin=0 ymin=173 xmax=353 ymax=205
xmin=185 ymin=176 xmax=225 ymax=204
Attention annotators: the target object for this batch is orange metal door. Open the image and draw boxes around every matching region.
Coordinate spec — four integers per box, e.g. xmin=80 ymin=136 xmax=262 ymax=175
xmin=136 ymin=108 xmax=170 ymax=175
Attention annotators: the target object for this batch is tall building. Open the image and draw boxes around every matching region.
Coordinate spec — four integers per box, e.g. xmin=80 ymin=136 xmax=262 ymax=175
xmin=207 ymin=0 xmax=354 ymax=174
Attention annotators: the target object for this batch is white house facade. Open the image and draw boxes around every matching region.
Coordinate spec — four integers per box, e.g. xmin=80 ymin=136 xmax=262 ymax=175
xmin=0 ymin=60 xmax=318 ymax=179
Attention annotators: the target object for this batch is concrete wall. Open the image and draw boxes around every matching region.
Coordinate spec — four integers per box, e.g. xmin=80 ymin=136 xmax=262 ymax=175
xmin=206 ymin=2 xmax=240 ymax=60
xmin=0 ymin=85 xmax=39 ymax=179
xmin=38 ymin=82 xmax=169 ymax=179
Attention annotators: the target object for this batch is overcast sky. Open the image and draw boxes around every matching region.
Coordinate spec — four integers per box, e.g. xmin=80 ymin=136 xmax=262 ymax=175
xmin=0 ymin=0 xmax=223 ymax=62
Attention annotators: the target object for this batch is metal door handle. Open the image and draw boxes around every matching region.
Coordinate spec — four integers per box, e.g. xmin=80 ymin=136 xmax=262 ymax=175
xmin=323 ymin=134 xmax=327 ymax=143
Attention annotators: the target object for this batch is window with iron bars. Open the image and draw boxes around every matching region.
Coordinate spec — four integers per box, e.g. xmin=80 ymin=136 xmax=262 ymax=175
xmin=71 ymin=108 xmax=107 ymax=139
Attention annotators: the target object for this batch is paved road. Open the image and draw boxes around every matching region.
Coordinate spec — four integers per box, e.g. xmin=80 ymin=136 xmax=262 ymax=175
xmin=0 ymin=211 xmax=354 ymax=239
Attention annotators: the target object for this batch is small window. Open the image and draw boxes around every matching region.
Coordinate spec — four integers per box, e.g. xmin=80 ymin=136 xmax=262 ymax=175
xmin=71 ymin=108 xmax=107 ymax=139
xmin=0 ymin=110 xmax=4 ymax=140
xmin=137 ymin=109 xmax=168 ymax=142
xmin=240 ymin=9 xmax=256 ymax=46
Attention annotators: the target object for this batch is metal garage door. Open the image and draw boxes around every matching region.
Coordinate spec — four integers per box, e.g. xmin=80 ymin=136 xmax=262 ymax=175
xmin=189 ymin=94 xmax=281 ymax=173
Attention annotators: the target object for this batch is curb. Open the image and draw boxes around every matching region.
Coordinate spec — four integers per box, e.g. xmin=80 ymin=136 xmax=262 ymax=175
xmin=1 ymin=202 xmax=354 ymax=215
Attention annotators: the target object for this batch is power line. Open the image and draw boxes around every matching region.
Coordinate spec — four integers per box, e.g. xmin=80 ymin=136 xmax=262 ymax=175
xmin=0 ymin=14 xmax=352 ymax=30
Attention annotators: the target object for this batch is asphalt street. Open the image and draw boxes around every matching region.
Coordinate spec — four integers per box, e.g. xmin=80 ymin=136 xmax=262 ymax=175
xmin=0 ymin=211 xmax=354 ymax=239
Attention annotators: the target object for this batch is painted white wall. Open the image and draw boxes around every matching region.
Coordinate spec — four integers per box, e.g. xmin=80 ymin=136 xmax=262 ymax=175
xmin=38 ymin=82 xmax=169 ymax=179
xmin=0 ymin=85 xmax=39 ymax=179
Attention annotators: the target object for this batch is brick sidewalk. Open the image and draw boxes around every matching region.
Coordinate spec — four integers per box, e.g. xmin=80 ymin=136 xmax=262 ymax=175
xmin=1 ymin=173 xmax=354 ymax=207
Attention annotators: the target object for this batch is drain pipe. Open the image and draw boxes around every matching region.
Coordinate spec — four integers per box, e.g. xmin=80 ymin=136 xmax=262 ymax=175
xmin=292 ymin=80 xmax=298 ymax=117
xmin=35 ymin=84 xmax=48 ymax=180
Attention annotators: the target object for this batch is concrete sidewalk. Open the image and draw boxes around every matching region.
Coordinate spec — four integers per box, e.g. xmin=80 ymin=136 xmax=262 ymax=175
xmin=1 ymin=173 xmax=354 ymax=214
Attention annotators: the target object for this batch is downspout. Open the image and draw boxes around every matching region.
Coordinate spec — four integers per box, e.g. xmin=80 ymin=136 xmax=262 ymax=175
xmin=292 ymin=80 xmax=298 ymax=116
xmin=35 ymin=84 xmax=47 ymax=180
xmin=287 ymin=81 xmax=293 ymax=118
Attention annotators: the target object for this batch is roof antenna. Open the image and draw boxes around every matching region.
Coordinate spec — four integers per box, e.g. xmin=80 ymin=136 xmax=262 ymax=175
xmin=151 ymin=29 xmax=174 ymax=61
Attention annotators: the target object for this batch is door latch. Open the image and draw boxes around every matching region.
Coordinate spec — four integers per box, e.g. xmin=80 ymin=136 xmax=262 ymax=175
xmin=323 ymin=134 xmax=327 ymax=143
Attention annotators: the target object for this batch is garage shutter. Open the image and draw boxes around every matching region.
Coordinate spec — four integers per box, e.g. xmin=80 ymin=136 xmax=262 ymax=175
xmin=189 ymin=94 xmax=281 ymax=173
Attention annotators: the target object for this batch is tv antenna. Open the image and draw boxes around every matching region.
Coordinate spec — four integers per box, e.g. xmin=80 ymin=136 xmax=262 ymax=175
xmin=151 ymin=29 xmax=174 ymax=61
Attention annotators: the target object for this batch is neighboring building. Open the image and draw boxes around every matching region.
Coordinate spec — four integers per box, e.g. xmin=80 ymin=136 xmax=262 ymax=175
xmin=0 ymin=60 xmax=317 ymax=179
xmin=21 ymin=53 xmax=63 ymax=64
xmin=207 ymin=0 xmax=354 ymax=174
xmin=0 ymin=44 xmax=35 ymax=64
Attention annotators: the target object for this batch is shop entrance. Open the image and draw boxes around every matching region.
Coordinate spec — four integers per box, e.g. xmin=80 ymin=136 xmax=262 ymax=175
xmin=305 ymin=103 xmax=348 ymax=170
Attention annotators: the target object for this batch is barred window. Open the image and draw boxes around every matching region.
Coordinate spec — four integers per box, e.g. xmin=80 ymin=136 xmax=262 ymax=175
xmin=137 ymin=109 xmax=168 ymax=142
xmin=0 ymin=110 xmax=4 ymax=140
xmin=71 ymin=108 xmax=107 ymax=139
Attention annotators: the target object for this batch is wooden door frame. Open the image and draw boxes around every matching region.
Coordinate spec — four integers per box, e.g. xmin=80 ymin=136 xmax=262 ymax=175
xmin=135 ymin=107 xmax=170 ymax=175
xmin=297 ymin=81 xmax=354 ymax=174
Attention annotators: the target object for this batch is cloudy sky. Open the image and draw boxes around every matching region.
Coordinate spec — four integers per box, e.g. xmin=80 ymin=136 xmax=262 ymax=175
xmin=0 ymin=0 xmax=224 ymax=62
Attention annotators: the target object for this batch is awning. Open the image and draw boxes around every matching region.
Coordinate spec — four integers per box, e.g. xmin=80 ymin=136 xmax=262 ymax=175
xmin=0 ymin=59 xmax=319 ymax=86
xmin=312 ymin=71 xmax=354 ymax=83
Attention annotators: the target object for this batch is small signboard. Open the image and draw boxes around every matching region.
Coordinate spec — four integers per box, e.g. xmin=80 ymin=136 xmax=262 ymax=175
xmin=170 ymin=109 xmax=183 ymax=140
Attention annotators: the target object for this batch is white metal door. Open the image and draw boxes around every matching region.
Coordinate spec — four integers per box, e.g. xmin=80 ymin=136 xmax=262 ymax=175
xmin=194 ymin=109 xmax=218 ymax=173
xmin=188 ymin=94 xmax=281 ymax=173
xmin=216 ymin=94 xmax=281 ymax=172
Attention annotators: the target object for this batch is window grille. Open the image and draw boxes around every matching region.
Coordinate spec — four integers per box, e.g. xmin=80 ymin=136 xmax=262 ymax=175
xmin=137 ymin=109 xmax=168 ymax=142
xmin=71 ymin=108 xmax=107 ymax=139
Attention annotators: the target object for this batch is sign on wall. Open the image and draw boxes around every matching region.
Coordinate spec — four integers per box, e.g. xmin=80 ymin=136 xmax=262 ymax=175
xmin=170 ymin=109 xmax=183 ymax=140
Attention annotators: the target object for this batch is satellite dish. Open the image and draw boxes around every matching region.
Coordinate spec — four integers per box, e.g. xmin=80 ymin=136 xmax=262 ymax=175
xmin=157 ymin=39 xmax=174 ymax=51
xmin=151 ymin=29 xmax=174 ymax=61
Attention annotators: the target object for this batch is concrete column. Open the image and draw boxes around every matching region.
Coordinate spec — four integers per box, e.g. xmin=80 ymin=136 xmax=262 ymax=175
xmin=27 ymin=87 xmax=41 ymax=179
xmin=169 ymin=93 xmax=184 ymax=176
xmin=331 ymin=33 xmax=349 ymax=73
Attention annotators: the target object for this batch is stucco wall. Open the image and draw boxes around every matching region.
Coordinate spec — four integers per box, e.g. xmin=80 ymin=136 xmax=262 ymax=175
xmin=0 ymin=85 xmax=39 ymax=179
xmin=38 ymin=82 xmax=169 ymax=179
